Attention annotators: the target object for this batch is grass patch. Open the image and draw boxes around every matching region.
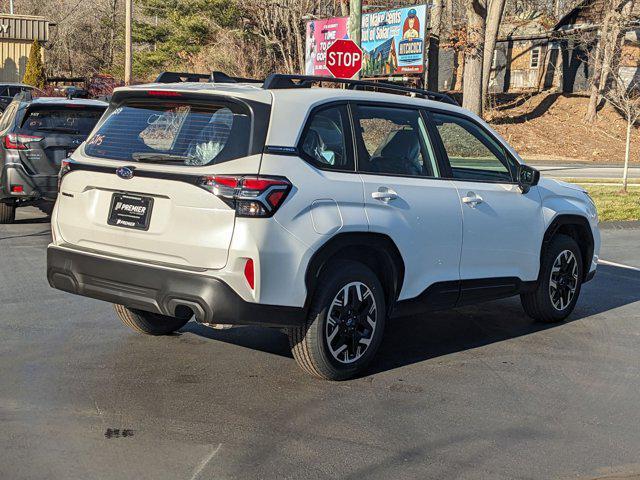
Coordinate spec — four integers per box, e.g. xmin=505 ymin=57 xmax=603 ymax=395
xmin=578 ymin=184 xmax=640 ymax=222
xmin=561 ymin=177 xmax=640 ymax=185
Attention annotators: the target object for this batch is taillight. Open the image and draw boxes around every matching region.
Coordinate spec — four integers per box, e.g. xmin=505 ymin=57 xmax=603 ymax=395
xmin=3 ymin=133 xmax=43 ymax=150
xmin=58 ymin=160 xmax=72 ymax=192
xmin=244 ymin=258 xmax=255 ymax=289
xmin=198 ymin=175 xmax=291 ymax=218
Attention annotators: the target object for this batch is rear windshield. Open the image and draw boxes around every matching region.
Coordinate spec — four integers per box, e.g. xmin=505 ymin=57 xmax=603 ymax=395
xmin=84 ymin=100 xmax=253 ymax=166
xmin=20 ymin=106 xmax=105 ymax=136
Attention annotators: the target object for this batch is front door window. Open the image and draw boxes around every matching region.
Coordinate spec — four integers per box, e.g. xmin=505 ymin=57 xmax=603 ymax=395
xmin=432 ymin=112 xmax=516 ymax=182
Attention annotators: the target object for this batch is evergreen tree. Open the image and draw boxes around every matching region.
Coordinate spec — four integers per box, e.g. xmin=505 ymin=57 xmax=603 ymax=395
xmin=134 ymin=0 xmax=243 ymax=77
xmin=23 ymin=40 xmax=46 ymax=89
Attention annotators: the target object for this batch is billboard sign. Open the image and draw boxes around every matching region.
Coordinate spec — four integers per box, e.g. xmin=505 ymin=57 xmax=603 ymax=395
xmin=361 ymin=5 xmax=428 ymax=77
xmin=305 ymin=17 xmax=350 ymax=77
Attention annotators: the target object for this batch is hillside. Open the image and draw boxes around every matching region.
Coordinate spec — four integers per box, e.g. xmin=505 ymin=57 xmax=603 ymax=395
xmin=487 ymin=92 xmax=639 ymax=164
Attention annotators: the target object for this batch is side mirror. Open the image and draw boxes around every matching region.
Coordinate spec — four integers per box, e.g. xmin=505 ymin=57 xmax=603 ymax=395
xmin=517 ymin=164 xmax=540 ymax=193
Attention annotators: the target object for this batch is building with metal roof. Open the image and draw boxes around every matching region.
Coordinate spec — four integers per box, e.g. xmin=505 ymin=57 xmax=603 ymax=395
xmin=0 ymin=14 xmax=53 ymax=83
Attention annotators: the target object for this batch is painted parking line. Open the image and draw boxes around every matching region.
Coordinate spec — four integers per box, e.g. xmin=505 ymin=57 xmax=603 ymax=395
xmin=598 ymin=259 xmax=640 ymax=271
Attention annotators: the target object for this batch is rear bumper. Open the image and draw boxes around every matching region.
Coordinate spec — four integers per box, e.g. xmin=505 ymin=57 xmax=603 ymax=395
xmin=47 ymin=245 xmax=305 ymax=327
xmin=1 ymin=163 xmax=57 ymax=200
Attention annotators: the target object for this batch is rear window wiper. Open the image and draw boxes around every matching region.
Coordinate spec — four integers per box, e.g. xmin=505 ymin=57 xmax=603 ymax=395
xmin=131 ymin=152 xmax=189 ymax=164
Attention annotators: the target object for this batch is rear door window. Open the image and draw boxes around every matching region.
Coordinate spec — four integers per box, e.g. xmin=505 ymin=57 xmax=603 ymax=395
xmin=300 ymin=105 xmax=354 ymax=171
xmin=20 ymin=106 xmax=105 ymax=136
xmin=353 ymin=104 xmax=439 ymax=178
xmin=85 ymin=100 xmax=252 ymax=166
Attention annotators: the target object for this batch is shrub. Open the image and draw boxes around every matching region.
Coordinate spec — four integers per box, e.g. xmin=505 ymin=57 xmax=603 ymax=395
xmin=23 ymin=40 xmax=46 ymax=89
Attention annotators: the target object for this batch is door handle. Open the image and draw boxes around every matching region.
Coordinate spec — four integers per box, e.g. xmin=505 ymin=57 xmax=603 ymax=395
xmin=372 ymin=187 xmax=398 ymax=203
xmin=462 ymin=192 xmax=483 ymax=208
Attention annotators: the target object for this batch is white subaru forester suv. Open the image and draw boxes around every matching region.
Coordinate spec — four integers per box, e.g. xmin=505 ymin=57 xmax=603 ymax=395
xmin=47 ymin=72 xmax=600 ymax=380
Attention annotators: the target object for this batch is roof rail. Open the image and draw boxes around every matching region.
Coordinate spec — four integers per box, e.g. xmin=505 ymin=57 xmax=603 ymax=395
xmin=153 ymin=71 xmax=458 ymax=106
xmin=154 ymin=71 xmax=263 ymax=84
xmin=262 ymin=74 xmax=458 ymax=106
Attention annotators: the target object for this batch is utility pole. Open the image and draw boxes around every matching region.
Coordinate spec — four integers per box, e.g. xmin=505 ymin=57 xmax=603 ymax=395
xmin=125 ymin=0 xmax=133 ymax=85
xmin=349 ymin=0 xmax=362 ymax=79
xmin=427 ymin=0 xmax=443 ymax=90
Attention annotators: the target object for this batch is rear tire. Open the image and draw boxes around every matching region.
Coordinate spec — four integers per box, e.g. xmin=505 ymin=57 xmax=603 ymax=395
xmin=37 ymin=201 xmax=54 ymax=216
xmin=521 ymin=234 xmax=583 ymax=323
xmin=288 ymin=261 xmax=386 ymax=381
xmin=114 ymin=304 xmax=191 ymax=335
xmin=0 ymin=202 xmax=16 ymax=224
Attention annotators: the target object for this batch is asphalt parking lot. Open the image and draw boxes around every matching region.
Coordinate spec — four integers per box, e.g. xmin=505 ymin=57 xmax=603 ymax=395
xmin=2 ymin=207 xmax=640 ymax=480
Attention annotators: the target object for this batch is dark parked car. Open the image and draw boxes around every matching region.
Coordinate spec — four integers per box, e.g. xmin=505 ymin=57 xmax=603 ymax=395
xmin=0 ymin=83 xmax=41 ymax=112
xmin=0 ymin=96 xmax=107 ymax=222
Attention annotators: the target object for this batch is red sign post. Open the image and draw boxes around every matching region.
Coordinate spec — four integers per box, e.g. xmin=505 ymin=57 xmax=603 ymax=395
xmin=325 ymin=39 xmax=363 ymax=79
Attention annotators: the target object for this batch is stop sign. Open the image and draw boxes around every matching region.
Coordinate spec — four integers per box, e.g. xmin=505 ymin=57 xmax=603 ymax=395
xmin=325 ymin=39 xmax=363 ymax=79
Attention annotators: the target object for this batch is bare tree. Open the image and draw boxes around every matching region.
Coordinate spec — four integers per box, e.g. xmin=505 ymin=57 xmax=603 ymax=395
xmin=244 ymin=0 xmax=317 ymax=74
xmin=462 ymin=0 xmax=487 ymax=115
xmin=183 ymin=28 xmax=277 ymax=80
xmin=603 ymin=72 xmax=640 ymax=190
xmin=482 ymin=0 xmax=506 ymax=106
xmin=13 ymin=0 xmax=124 ymax=78
xmin=339 ymin=0 xmax=349 ymax=16
xmin=584 ymin=0 xmax=634 ymax=122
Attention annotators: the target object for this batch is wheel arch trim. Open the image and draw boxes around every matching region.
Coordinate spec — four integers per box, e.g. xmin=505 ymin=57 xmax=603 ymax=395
xmin=303 ymin=232 xmax=405 ymax=315
xmin=541 ymin=214 xmax=594 ymax=281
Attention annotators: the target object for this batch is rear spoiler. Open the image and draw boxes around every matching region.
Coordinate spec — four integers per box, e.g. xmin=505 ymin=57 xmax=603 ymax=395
xmin=154 ymin=71 xmax=262 ymax=84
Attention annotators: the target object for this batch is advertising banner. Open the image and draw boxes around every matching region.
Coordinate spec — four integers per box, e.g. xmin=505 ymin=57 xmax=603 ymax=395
xmin=305 ymin=17 xmax=350 ymax=77
xmin=361 ymin=5 xmax=428 ymax=77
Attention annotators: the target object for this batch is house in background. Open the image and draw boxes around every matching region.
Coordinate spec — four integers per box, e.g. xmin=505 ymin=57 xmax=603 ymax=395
xmin=553 ymin=0 xmax=640 ymax=92
xmin=435 ymin=0 xmax=639 ymax=94
xmin=619 ymin=29 xmax=640 ymax=88
xmin=437 ymin=14 xmax=556 ymax=92
xmin=0 ymin=14 xmax=53 ymax=83
xmin=489 ymin=14 xmax=556 ymax=92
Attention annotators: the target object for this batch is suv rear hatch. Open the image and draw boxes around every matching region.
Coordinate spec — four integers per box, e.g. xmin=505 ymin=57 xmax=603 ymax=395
xmin=11 ymin=102 xmax=106 ymax=196
xmin=56 ymin=88 xmax=272 ymax=270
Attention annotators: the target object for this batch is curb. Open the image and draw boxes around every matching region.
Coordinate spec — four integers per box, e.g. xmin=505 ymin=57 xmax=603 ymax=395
xmin=526 ymin=159 xmax=640 ymax=167
xmin=600 ymin=221 xmax=640 ymax=230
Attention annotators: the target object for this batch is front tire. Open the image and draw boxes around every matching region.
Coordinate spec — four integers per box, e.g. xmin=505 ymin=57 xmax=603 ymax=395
xmin=114 ymin=304 xmax=191 ymax=335
xmin=0 ymin=202 xmax=16 ymax=224
xmin=288 ymin=261 xmax=386 ymax=381
xmin=521 ymin=234 xmax=583 ymax=323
